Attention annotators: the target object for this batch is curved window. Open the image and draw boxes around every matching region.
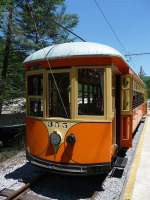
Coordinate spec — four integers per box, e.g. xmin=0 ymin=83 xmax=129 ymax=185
xmin=78 ymin=68 xmax=104 ymax=115
xmin=132 ymin=91 xmax=144 ymax=109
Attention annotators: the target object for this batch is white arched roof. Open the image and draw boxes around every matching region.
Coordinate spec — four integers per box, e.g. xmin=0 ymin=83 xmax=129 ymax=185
xmin=23 ymin=42 xmax=123 ymax=63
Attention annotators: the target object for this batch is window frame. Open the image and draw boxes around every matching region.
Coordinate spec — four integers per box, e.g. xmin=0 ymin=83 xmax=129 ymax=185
xmin=77 ymin=67 xmax=105 ymax=116
xmin=26 ymin=70 xmax=46 ymax=118
xmin=132 ymin=79 xmax=145 ymax=109
xmin=47 ymin=69 xmax=71 ymax=119
xmin=72 ymin=66 xmax=112 ymax=121
xmin=26 ymin=66 xmax=113 ymax=122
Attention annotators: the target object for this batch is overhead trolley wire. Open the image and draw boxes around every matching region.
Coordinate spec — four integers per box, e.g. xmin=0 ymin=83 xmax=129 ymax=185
xmin=51 ymin=19 xmax=86 ymax=42
xmin=25 ymin=0 xmax=86 ymax=42
xmin=125 ymin=52 xmax=150 ymax=57
xmin=93 ymin=0 xmax=128 ymax=55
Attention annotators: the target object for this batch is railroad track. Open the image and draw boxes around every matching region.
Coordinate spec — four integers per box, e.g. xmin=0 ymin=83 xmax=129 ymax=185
xmin=0 ymin=172 xmax=46 ymax=200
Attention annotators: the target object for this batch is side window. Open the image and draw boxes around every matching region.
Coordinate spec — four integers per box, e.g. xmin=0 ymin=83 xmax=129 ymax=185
xmin=78 ymin=68 xmax=104 ymax=116
xmin=132 ymin=80 xmax=144 ymax=109
xmin=27 ymin=74 xmax=43 ymax=117
xmin=121 ymin=75 xmax=131 ymax=112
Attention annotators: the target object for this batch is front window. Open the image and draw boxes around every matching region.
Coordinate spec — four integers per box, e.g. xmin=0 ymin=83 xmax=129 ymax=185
xmin=27 ymin=74 xmax=43 ymax=117
xmin=78 ymin=68 xmax=104 ymax=115
xmin=48 ymin=72 xmax=70 ymax=118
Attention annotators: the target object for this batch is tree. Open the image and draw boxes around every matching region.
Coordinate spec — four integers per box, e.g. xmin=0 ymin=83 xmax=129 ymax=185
xmin=139 ymin=65 xmax=146 ymax=79
xmin=0 ymin=0 xmax=79 ymax=114
xmin=14 ymin=0 xmax=79 ymax=52
xmin=141 ymin=76 xmax=150 ymax=99
xmin=0 ymin=1 xmax=13 ymax=113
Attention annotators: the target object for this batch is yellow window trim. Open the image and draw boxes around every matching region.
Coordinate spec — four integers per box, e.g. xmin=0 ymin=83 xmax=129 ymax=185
xmin=26 ymin=70 xmax=46 ymax=117
xmin=26 ymin=66 xmax=113 ymax=121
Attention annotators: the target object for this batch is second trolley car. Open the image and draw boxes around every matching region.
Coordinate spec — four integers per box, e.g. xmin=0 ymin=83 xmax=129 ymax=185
xmin=24 ymin=42 xmax=147 ymax=175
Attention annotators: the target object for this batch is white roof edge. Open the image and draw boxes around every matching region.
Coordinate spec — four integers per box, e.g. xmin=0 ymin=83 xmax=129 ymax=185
xmin=23 ymin=42 xmax=124 ymax=63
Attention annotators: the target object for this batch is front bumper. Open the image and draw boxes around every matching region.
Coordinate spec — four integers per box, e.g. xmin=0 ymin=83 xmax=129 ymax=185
xmin=26 ymin=153 xmax=112 ymax=175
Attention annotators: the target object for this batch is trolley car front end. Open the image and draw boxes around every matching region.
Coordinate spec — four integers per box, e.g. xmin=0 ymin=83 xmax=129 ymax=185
xmin=24 ymin=42 xmax=147 ymax=175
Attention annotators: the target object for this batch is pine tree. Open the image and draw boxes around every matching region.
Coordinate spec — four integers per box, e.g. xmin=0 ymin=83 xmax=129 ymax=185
xmin=0 ymin=1 xmax=13 ymax=113
xmin=14 ymin=0 xmax=79 ymax=52
xmin=0 ymin=0 xmax=79 ymax=114
xmin=139 ymin=66 xmax=146 ymax=79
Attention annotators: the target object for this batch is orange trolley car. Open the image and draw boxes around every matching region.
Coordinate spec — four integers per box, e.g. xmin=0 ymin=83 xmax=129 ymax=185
xmin=24 ymin=42 xmax=147 ymax=175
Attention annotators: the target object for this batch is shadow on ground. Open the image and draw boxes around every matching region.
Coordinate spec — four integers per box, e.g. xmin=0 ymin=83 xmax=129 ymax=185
xmin=5 ymin=162 xmax=107 ymax=199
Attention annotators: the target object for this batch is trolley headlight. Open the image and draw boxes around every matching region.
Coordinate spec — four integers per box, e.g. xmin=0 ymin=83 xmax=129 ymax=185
xmin=50 ymin=131 xmax=61 ymax=145
xmin=66 ymin=134 xmax=76 ymax=145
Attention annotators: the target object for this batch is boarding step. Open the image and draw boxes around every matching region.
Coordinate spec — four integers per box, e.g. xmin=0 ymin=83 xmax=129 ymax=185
xmin=113 ymin=156 xmax=128 ymax=169
xmin=110 ymin=157 xmax=128 ymax=178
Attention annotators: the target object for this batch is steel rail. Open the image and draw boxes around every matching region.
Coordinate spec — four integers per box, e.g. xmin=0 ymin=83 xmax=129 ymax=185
xmin=6 ymin=172 xmax=46 ymax=200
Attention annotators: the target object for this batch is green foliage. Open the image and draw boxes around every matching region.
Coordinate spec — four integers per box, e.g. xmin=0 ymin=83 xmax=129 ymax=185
xmin=138 ymin=66 xmax=146 ymax=80
xmin=4 ymin=50 xmax=25 ymax=100
xmin=16 ymin=1 xmax=79 ymax=50
xmin=0 ymin=0 xmax=79 ymax=103
xmin=141 ymin=76 xmax=150 ymax=98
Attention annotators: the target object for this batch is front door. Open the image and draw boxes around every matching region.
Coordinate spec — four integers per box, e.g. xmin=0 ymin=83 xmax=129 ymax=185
xmin=115 ymin=75 xmax=121 ymax=146
xmin=111 ymin=73 xmax=121 ymax=154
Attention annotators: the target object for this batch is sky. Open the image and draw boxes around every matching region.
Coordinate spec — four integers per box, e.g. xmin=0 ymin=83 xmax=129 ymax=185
xmin=66 ymin=0 xmax=150 ymax=75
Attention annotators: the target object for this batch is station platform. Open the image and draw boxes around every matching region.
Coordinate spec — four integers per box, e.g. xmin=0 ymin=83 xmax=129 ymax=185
xmin=123 ymin=113 xmax=150 ymax=200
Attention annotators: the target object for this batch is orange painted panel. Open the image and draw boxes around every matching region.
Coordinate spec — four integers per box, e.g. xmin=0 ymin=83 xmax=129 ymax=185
xmin=56 ymin=123 xmax=112 ymax=164
xmin=26 ymin=118 xmax=112 ymax=164
xmin=120 ymin=103 xmax=146 ymax=148
xmin=26 ymin=118 xmax=50 ymax=156
xmin=24 ymin=56 xmax=128 ymax=74
xmin=132 ymin=103 xmax=147 ymax=133
xmin=120 ymin=116 xmax=132 ymax=148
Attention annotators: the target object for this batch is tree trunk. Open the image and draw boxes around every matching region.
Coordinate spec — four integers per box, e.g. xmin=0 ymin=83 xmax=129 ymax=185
xmin=35 ymin=32 xmax=39 ymax=44
xmin=0 ymin=4 xmax=13 ymax=114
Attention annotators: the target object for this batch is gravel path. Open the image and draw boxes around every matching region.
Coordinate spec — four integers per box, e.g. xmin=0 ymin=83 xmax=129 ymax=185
xmin=0 ymin=151 xmax=26 ymax=191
